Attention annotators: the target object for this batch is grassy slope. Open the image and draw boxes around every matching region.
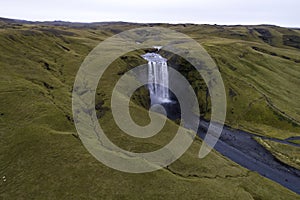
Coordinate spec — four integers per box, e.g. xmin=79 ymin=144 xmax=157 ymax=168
xmin=175 ymin=25 xmax=300 ymax=171
xmin=0 ymin=21 xmax=299 ymax=199
xmin=172 ymin=25 xmax=300 ymax=138
xmin=255 ymin=138 xmax=300 ymax=170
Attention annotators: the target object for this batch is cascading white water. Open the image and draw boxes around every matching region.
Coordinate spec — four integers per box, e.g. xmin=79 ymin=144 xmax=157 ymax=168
xmin=142 ymin=53 xmax=170 ymax=103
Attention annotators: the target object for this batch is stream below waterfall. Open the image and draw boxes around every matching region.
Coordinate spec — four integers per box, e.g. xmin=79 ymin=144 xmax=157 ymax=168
xmin=141 ymin=52 xmax=300 ymax=194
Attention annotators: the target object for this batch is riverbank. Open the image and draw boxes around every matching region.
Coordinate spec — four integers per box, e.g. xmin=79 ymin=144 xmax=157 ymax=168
xmin=197 ymin=119 xmax=300 ymax=194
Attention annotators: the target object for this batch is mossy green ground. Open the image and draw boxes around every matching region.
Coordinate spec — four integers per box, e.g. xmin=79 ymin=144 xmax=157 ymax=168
xmin=0 ymin=20 xmax=299 ymax=199
xmin=255 ymin=137 xmax=300 ymax=170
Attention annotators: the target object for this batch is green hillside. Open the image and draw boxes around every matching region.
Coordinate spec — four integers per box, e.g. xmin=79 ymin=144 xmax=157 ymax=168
xmin=0 ymin=19 xmax=299 ymax=199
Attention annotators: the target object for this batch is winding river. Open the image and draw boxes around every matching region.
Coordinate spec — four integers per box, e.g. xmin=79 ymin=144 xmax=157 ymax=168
xmin=142 ymin=52 xmax=300 ymax=194
xmin=197 ymin=120 xmax=300 ymax=194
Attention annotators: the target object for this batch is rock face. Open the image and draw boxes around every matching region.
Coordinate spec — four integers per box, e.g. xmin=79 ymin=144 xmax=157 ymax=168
xmin=283 ymin=35 xmax=300 ymax=49
xmin=254 ymin=28 xmax=273 ymax=44
xmin=159 ymin=49 xmax=211 ymax=117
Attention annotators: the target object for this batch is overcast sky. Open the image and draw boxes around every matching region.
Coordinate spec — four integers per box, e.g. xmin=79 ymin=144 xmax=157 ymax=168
xmin=1 ymin=0 xmax=299 ymax=27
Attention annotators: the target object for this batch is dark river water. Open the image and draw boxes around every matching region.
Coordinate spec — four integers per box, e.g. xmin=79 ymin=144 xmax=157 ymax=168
xmin=143 ymin=52 xmax=300 ymax=194
xmin=161 ymin=101 xmax=300 ymax=194
xmin=197 ymin=119 xmax=300 ymax=194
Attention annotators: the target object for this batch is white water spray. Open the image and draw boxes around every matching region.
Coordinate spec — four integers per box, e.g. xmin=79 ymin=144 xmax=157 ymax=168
xmin=142 ymin=53 xmax=170 ymax=103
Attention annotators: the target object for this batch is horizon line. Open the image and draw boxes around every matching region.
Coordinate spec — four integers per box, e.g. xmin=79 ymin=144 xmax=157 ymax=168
xmin=1 ymin=16 xmax=299 ymax=29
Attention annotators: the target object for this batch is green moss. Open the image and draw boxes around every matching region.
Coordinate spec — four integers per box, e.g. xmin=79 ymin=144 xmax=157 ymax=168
xmin=255 ymin=138 xmax=300 ymax=170
xmin=1 ymin=20 xmax=300 ymax=199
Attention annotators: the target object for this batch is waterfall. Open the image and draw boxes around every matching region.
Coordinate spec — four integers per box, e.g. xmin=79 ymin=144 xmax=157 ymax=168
xmin=142 ymin=53 xmax=170 ymax=103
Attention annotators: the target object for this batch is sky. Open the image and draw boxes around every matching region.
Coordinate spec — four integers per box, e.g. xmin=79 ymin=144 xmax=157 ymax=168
xmin=1 ymin=0 xmax=299 ymax=27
